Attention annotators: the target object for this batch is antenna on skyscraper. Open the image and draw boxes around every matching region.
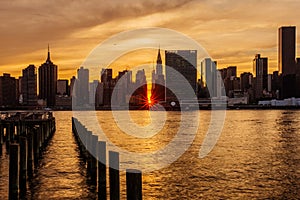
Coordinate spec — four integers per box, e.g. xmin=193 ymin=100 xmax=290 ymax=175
xmin=47 ymin=43 xmax=51 ymax=62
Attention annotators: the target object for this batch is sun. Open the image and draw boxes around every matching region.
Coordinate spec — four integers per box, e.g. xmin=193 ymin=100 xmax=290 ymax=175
xmin=147 ymin=93 xmax=153 ymax=106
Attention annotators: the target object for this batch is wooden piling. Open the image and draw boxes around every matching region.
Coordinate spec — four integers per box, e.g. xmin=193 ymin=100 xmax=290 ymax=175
xmin=19 ymin=136 xmax=27 ymax=196
xmin=9 ymin=143 xmax=20 ymax=200
xmin=109 ymin=151 xmax=120 ymax=200
xmin=90 ymin=134 xmax=98 ymax=184
xmin=0 ymin=124 xmax=3 ymax=154
xmin=33 ymin=127 xmax=39 ymax=168
xmin=38 ymin=125 xmax=42 ymax=152
xmin=126 ymin=169 xmax=142 ymax=200
xmin=27 ymin=129 xmax=34 ymax=176
xmin=98 ymin=141 xmax=107 ymax=199
xmin=9 ymin=123 xmax=15 ymax=142
xmin=6 ymin=124 xmax=11 ymax=149
xmin=86 ymin=131 xmax=92 ymax=174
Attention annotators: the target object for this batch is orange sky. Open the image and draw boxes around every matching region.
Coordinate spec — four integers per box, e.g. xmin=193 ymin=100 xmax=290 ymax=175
xmin=1 ymin=0 xmax=300 ymax=80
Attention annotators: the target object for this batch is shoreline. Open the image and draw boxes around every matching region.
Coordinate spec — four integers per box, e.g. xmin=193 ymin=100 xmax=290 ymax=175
xmin=1 ymin=105 xmax=300 ymax=111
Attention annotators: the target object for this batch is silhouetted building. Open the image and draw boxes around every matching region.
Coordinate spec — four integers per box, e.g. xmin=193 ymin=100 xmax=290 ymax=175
xmin=165 ymin=50 xmax=197 ymax=102
xmin=226 ymin=66 xmax=237 ymax=78
xmin=101 ymin=68 xmax=112 ymax=83
xmin=21 ymin=64 xmax=37 ymax=106
xmin=0 ymin=73 xmax=17 ymax=107
xmin=151 ymin=48 xmax=165 ymax=102
xmin=76 ymin=66 xmax=89 ymax=106
xmin=95 ymin=82 xmax=104 ymax=107
xmin=253 ymin=54 xmax=268 ymax=99
xmin=240 ymin=72 xmax=253 ymax=92
xmin=38 ymin=46 xmax=57 ymax=107
xmin=70 ymin=76 xmax=76 ymax=97
xmin=278 ymin=26 xmax=300 ymax=98
xmin=57 ymin=79 xmax=69 ymax=95
xmin=89 ymin=80 xmax=99 ymax=105
xmin=271 ymin=71 xmax=280 ymax=96
xmin=134 ymin=69 xmax=147 ymax=106
xmin=112 ymin=70 xmax=132 ymax=106
xmin=278 ymin=26 xmax=296 ymax=75
xmin=218 ymin=66 xmax=237 ymax=96
xmin=201 ymin=58 xmax=217 ymax=97
xmin=101 ymin=68 xmax=114 ymax=107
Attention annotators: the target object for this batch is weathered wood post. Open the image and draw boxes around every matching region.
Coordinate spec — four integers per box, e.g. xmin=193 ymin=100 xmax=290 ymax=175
xmin=27 ymin=128 xmax=34 ymax=176
xmin=16 ymin=120 xmax=21 ymax=137
xmin=83 ymin=127 xmax=88 ymax=161
xmin=86 ymin=130 xmax=92 ymax=174
xmin=9 ymin=122 xmax=15 ymax=142
xmin=6 ymin=124 xmax=11 ymax=149
xmin=109 ymin=151 xmax=120 ymax=200
xmin=90 ymin=134 xmax=98 ymax=184
xmin=19 ymin=136 xmax=27 ymax=196
xmin=0 ymin=123 xmax=3 ymax=155
xmin=98 ymin=141 xmax=106 ymax=199
xmin=126 ymin=169 xmax=142 ymax=200
xmin=40 ymin=122 xmax=44 ymax=149
xmin=33 ymin=127 xmax=39 ymax=168
xmin=9 ymin=143 xmax=20 ymax=200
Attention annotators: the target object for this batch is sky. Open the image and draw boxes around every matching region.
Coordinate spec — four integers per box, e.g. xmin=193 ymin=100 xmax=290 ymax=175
xmin=1 ymin=0 xmax=300 ymax=80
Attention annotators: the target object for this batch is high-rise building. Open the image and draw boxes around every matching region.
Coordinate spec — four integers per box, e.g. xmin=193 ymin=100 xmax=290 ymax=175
xmin=201 ymin=58 xmax=217 ymax=97
xmin=70 ymin=76 xmax=76 ymax=97
xmin=226 ymin=66 xmax=237 ymax=78
xmin=57 ymin=79 xmax=69 ymax=95
xmin=165 ymin=50 xmax=197 ymax=102
xmin=101 ymin=68 xmax=112 ymax=83
xmin=253 ymin=54 xmax=268 ymax=99
xmin=133 ymin=69 xmax=147 ymax=106
xmin=89 ymin=80 xmax=99 ymax=105
xmin=240 ymin=72 xmax=253 ymax=92
xmin=218 ymin=66 xmax=237 ymax=97
xmin=21 ymin=65 xmax=37 ymax=106
xmin=101 ymin=68 xmax=114 ymax=107
xmin=76 ymin=66 xmax=89 ymax=106
xmin=278 ymin=26 xmax=296 ymax=75
xmin=0 ymin=73 xmax=17 ymax=107
xmin=151 ymin=48 xmax=165 ymax=102
xmin=38 ymin=46 xmax=58 ymax=107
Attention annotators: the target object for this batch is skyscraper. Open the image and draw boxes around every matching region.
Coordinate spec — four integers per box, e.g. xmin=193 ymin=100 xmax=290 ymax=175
xmin=151 ymin=48 xmax=165 ymax=102
xmin=253 ymin=54 xmax=268 ymax=99
xmin=57 ymin=79 xmax=69 ymax=95
xmin=278 ymin=26 xmax=296 ymax=75
xmin=200 ymin=58 xmax=217 ymax=97
xmin=89 ymin=80 xmax=99 ymax=105
xmin=21 ymin=64 xmax=37 ymax=106
xmin=240 ymin=72 xmax=253 ymax=92
xmin=134 ymin=69 xmax=147 ymax=105
xmin=70 ymin=76 xmax=76 ymax=97
xmin=165 ymin=50 xmax=197 ymax=102
xmin=38 ymin=45 xmax=58 ymax=107
xmin=101 ymin=68 xmax=114 ymax=107
xmin=0 ymin=73 xmax=17 ymax=107
xmin=76 ymin=66 xmax=89 ymax=106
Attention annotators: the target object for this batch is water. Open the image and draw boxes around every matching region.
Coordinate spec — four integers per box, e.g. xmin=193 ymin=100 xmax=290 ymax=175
xmin=1 ymin=110 xmax=300 ymax=199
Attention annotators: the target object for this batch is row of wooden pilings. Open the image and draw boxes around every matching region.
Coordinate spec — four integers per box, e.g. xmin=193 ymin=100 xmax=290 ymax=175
xmin=0 ymin=112 xmax=56 ymax=200
xmin=72 ymin=117 xmax=142 ymax=200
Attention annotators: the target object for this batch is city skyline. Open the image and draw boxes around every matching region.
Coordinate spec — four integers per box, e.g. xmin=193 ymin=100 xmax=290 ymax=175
xmin=1 ymin=24 xmax=300 ymax=109
xmin=1 ymin=1 xmax=300 ymax=79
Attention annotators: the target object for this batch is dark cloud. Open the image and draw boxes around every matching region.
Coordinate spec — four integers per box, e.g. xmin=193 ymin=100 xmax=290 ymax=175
xmin=1 ymin=0 xmax=300 ymax=78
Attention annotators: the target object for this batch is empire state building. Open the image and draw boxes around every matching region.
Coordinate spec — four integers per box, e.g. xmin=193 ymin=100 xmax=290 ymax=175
xmin=38 ymin=45 xmax=58 ymax=107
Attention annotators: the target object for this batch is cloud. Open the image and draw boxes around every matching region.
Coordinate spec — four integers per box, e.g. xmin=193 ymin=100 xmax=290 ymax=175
xmin=1 ymin=0 xmax=300 ymax=79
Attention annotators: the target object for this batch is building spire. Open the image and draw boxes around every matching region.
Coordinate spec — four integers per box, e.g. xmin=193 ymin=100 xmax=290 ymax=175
xmin=46 ymin=44 xmax=51 ymax=63
xmin=157 ymin=46 xmax=162 ymax=65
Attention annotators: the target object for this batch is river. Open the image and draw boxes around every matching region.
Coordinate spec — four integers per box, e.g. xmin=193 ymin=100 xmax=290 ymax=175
xmin=1 ymin=110 xmax=300 ymax=199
